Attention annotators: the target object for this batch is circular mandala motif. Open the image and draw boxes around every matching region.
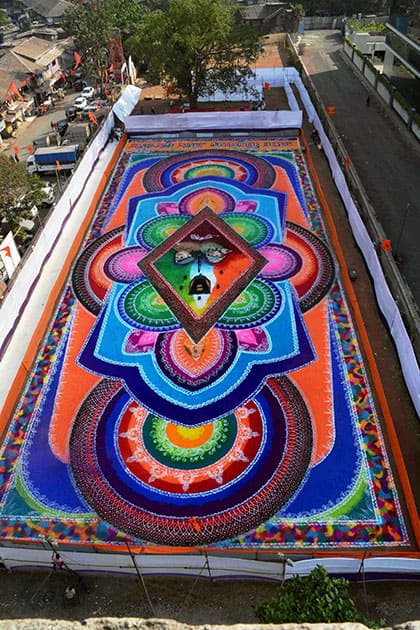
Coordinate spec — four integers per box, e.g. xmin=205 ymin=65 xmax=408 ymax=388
xmin=182 ymin=164 xmax=237 ymax=180
xmin=138 ymin=215 xmax=189 ymax=248
xmin=222 ymin=213 xmax=273 ymax=247
xmin=142 ymin=150 xmax=276 ymax=191
xmin=119 ymin=281 xmax=179 ymax=330
xmin=142 ymin=415 xmax=237 ymax=470
xmin=285 ymin=222 xmax=335 ymax=312
xmin=259 ymin=244 xmax=303 ymax=281
xmin=155 ymin=328 xmax=238 ymax=391
xmin=72 ymin=226 xmax=124 ymax=315
xmin=218 ymin=279 xmax=280 ymax=329
xmin=104 ymin=247 xmax=146 ymax=283
xmin=70 ymin=376 xmax=312 ymax=546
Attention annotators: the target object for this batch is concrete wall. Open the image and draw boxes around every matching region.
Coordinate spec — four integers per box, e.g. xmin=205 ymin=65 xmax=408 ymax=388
xmin=412 ymin=118 xmax=420 ymax=141
xmin=303 ymin=16 xmax=343 ymax=30
xmin=348 ymin=32 xmax=385 ymax=55
xmin=353 ymin=52 xmax=365 ymax=71
xmin=377 ymin=79 xmax=391 ymax=103
xmin=364 ymin=65 xmax=377 ymax=86
xmin=392 ymin=98 xmax=410 ymax=123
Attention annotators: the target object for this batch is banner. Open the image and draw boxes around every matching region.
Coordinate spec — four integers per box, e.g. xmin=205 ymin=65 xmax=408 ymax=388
xmin=128 ymin=56 xmax=137 ymax=85
xmin=109 ymin=33 xmax=125 ymax=82
xmin=0 ymin=232 xmax=21 ymax=280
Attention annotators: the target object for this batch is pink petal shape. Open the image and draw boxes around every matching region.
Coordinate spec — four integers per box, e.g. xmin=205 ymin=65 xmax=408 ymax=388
xmin=234 ymin=200 xmax=257 ymax=213
xmin=125 ymin=330 xmax=159 ymax=353
xmin=157 ymin=202 xmax=179 ymax=215
xmin=236 ymin=327 xmax=269 ymax=352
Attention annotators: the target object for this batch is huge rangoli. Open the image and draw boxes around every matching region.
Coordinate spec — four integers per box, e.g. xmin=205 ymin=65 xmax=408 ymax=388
xmin=0 ymin=138 xmax=410 ymax=549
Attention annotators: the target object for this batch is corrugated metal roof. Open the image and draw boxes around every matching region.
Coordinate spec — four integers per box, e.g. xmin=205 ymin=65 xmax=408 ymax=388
xmin=12 ymin=36 xmax=56 ymax=62
xmin=20 ymin=0 xmax=72 ymax=19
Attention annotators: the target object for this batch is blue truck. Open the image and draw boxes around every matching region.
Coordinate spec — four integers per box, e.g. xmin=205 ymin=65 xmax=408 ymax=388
xmin=26 ymin=145 xmax=80 ymax=174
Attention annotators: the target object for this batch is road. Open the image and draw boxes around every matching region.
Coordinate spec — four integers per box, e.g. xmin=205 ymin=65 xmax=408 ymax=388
xmin=301 ymin=30 xmax=420 ymax=307
xmin=0 ymin=89 xmax=88 ymax=230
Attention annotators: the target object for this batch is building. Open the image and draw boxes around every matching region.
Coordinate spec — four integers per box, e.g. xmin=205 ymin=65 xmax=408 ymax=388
xmin=0 ymin=35 xmax=66 ymax=139
xmin=12 ymin=0 xmax=72 ymax=26
xmin=10 ymin=36 xmax=66 ymax=97
xmin=383 ymin=21 xmax=420 ymax=109
xmin=240 ymin=2 xmax=301 ymax=34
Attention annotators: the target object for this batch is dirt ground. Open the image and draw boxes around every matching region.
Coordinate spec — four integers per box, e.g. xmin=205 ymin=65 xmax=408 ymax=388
xmin=0 ymin=566 xmax=420 ymax=626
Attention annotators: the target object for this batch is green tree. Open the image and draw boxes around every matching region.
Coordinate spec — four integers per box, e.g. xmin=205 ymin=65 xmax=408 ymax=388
xmin=0 ymin=10 xmax=10 ymax=26
xmin=126 ymin=0 xmax=261 ymax=108
xmin=254 ymin=565 xmax=384 ymax=628
xmin=64 ymin=1 xmax=114 ymax=85
xmin=64 ymin=0 xmax=146 ymax=84
xmin=0 ymin=156 xmax=45 ymax=244
xmin=108 ymin=0 xmax=147 ymax=37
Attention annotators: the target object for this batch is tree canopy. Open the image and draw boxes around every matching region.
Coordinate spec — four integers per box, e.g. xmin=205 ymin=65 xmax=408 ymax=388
xmin=64 ymin=0 xmax=146 ymax=84
xmin=126 ymin=0 xmax=261 ymax=108
xmin=0 ymin=155 xmax=45 ymax=244
xmin=0 ymin=10 xmax=10 ymax=26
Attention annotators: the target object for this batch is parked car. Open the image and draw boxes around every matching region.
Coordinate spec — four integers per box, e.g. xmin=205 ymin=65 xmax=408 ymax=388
xmin=73 ymin=96 xmax=87 ymax=110
xmin=40 ymin=182 xmax=56 ymax=206
xmin=81 ymin=86 xmax=95 ymax=100
xmin=83 ymin=102 xmax=99 ymax=112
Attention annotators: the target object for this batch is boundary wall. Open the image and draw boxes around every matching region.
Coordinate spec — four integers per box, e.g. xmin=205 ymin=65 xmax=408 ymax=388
xmin=342 ymin=38 xmax=420 ymax=142
xmin=1 ymin=546 xmax=420 ymax=580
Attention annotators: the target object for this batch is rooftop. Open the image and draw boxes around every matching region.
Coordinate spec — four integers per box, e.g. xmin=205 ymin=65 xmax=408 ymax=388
xmin=19 ymin=0 xmax=72 ymax=19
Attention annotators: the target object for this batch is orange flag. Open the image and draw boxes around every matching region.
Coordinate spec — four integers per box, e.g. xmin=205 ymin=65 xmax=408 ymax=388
xmin=8 ymin=82 xmax=24 ymax=102
xmin=26 ymin=145 xmax=34 ymax=153
xmin=56 ymin=160 xmax=62 ymax=171
xmin=326 ymin=105 xmax=336 ymax=115
xmin=88 ymin=111 xmax=98 ymax=125
xmin=381 ymin=239 xmax=391 ymax=252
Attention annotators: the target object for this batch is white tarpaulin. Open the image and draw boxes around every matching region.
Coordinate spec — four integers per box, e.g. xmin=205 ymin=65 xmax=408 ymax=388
xmin=113 ymin=84 xmax=141 ymax=122
xmin=125 ymin=110 xmax=302 ymax=134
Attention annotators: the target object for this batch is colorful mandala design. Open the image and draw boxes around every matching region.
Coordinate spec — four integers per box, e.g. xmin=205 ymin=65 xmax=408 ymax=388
xmin=0 ymin=138 xmax=409 ymax=551
xmin=142 ymin=149 xmax=276 ymax=191
xmin=70 ymin=376 xmax=313 ymax=545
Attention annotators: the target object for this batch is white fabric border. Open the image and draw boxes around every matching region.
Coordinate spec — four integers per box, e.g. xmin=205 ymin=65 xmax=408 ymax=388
xmin=125 ymin=109 xmax=302 ymax=134
xmin=1 ymin=546 xmax=420 ymax=578
xmin=0 ymin=109 xmax=115 ymax=412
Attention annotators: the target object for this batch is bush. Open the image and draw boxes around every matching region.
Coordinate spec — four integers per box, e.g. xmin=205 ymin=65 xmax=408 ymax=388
xmin=254 ymin=565 xmax=385 ymax=628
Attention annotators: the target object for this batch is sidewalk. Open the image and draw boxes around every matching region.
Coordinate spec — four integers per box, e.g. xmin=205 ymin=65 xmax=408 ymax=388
xmin=300 ymin=29 xmax=420 ymax=307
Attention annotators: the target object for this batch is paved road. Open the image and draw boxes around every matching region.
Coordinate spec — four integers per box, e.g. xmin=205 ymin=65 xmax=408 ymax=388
xmin=1 ymin=86 xmax=88 ymax=165
xmin=301 ymin=30 xmax=420 ymax=307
